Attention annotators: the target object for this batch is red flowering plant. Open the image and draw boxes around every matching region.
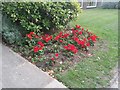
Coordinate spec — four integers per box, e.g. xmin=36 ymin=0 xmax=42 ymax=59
xmin=24 ymin=25 xmax=99 ymax=72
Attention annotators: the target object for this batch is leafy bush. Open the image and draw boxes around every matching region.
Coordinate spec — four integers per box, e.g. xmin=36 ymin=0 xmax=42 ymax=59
xmin=101 ymin=2 xmax=118 ymax=9
xmin=2 ymin=15 xmax=22 ymax=44
xmin=2 ymin=2 xmax=81 ymax=34
xmin=118 ymin=1 xmax=120 ymax=9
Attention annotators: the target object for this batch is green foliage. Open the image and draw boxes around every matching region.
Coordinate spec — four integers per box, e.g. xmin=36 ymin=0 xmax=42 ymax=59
xmin=2 ymin=2 xmax=81 ymax=34
xmin=2 ymin=15 xmax=22 ymax=44
xmin=101 ymin=2 xmax=118 ymax=9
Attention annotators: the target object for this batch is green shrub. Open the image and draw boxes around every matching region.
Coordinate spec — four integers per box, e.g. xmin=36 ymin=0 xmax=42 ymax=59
xmin=2 ymin=2 xmax=81 ymax=34
xmin=101 ymin=2 xmax=118 ymax=9
xmin=118 ymin=1 xmax=120 ymax=9
xmin=2 ymin=15 xmax=22 ymax=44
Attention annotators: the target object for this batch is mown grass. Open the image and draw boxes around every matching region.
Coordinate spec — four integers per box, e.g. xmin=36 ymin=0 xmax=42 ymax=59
xmin=56 ymin=8 xmax=118 ymax=88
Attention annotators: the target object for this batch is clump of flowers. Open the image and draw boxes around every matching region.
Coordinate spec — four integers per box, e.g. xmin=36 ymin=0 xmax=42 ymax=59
xmin=25 ymin=25 xmax=99 ymax=68
xmin=42 ymin=34 xmax=52 ymax=42
xmin=26 ymin=32 xmax=39 ymax=40
xmin=64 ymin=44 xmax=78 ymax=54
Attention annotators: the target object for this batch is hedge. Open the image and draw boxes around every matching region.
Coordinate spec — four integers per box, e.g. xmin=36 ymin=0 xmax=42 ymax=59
xmin=2 ymin=2 xmax=81 ymax=34
xmin=2 ymin=14 xmax=22 ymax=44
xmin=101 ymin=2 xmax=118 ymax=9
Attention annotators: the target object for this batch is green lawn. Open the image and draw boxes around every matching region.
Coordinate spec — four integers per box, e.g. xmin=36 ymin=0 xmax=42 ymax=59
xmin=56 ymin=8 xmax=118 ymax=88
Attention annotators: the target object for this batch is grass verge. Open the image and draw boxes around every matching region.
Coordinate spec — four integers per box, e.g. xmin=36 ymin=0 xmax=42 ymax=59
xmin=56 ymin=8 xmax=118 ymax=88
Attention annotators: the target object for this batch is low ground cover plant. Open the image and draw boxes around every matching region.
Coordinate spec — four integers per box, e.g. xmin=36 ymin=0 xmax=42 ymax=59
xmin=16 ymin=24 xmax=99 ymax=75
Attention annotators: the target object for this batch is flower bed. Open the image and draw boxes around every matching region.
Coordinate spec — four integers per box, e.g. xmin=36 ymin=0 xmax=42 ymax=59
xmin=16 ymin=25 xmax=99 ymax=76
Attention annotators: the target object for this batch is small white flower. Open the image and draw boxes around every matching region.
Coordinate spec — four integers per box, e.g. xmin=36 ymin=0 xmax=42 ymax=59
xmin=82 ymin=81 xmax=84 ymax=83
xmin=54 ymin=45 xmax=57 ymax=47
xmin=77 ymin=13 xmax=79 ymax=16
xmin=60 ymin=61 xmax=63 ymax=64
xmin=98 ymin=57 xmax=100 ymax=60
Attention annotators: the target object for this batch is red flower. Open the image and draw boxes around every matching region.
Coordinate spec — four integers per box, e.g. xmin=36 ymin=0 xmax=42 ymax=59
xmin=76 ymin=25 xmax=81 ymax=29
xmin=55 ymin=35 xmax=60 ymax=40
xmin=30 ymin=32 xmax=34 ymax=35
xmin=54 ymin=32 xmax=63 ymax=40
xmin=59 ymin=40 xmax=63 ymax=43
xmin=33 ymin=46 xmax=39 ymax=53
xmin=68 ymin=44 xmax=78 ymax=54
xmin=77 ymin=40 xmax=85 ymax=47
xmin=73 ymin=37 xmax=79 ymax=41
xmin=64 ymin=44 xmax=78 ymax=54
xmin=72 ymin=29 xmax=74 ymax=32
xmin=83 ymin=38 xmax=87 ymax=42
xmin=72 ymin=30 xmax=78 ymax=35
xmin=78 ymin=31 xmax=82 ymax=35
xmin=64 ymin=46 xmax=68 ymax=49
xmin=55 ymin=53 xmax=59 ymax=57
xmin=73 ymin=30 xmax=78 ymax=33
xmin=59 ymin=32 xmax=63 ymax=36
xmin=82 ymin=28 xmax=84 ymax=31
xmin=38 ymin=41 xmax=44 ymax=47
xmin=88 ymin=32 xmax=92 ymax=35
xmin=39 ymin=47 xmax=43 ymax=50
xmin=73 ymin=37 xmax=86 ymax=47
xmin=35 ymin=35 xmax=39 ymax=38
xmin=71 ymin=28 xmax=75 ymax=31
xmin=90 ymin=35 xmax=97 ymax=42
xmin=37 ymin=41 xmax=44 ymax=50
xmin=26 ymin=34 xmax=32 ymax=40
xmin=38 ymin=41 xmax=42 ymax=45
xmin=88 ymin=37 xmax=91 ymax=40
xmin=81 ymin=40 xmax=85 ymax=45
xmin=46 ymin=36 xmax=52 ymax=42
xmin=26 ymin=32 xmax=35 ymax=40
xmin=62 ymin=33 xmax=70 ymax=38
xmin=42 ymin=35 xmax=52 ymax=42
xmin=86 ymin=42 xmax=90 ymax=46
xmin=73 ymin=49 xmax=78 ymax=54
xmin=51 ymin=58 xmax=54 ymax=61
xmin=77 ymin=40 xmax=82 ymax=45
